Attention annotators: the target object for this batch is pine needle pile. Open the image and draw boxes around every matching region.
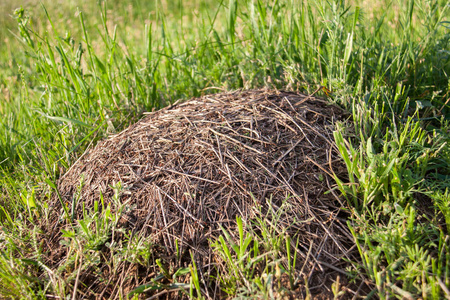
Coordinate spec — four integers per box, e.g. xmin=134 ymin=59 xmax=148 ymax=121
xmin=41 ymin=89 xmax=356 ymax=298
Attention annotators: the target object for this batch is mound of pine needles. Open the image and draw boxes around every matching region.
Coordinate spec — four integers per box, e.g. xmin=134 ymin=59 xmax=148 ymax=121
xmin=40 ymin=89 xmax=356 ymax=298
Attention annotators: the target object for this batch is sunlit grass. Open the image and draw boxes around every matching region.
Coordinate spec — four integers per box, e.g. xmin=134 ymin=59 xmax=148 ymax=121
xmin=0 ymin=0 xmax=449 ymax=298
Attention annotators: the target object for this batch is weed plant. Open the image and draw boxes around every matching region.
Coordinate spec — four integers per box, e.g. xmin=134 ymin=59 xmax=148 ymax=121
xmin=0 ymin=0 xmax=449 ymax=298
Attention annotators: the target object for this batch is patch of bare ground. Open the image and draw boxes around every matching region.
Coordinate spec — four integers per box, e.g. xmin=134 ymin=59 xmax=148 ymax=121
xmin=39 ymin=89 xmax=363 ymax=299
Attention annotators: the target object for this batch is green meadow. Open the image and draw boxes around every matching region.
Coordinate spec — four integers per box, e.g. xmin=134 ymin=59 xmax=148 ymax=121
xmin=0 ymin=0 xmax=449 ymax=298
